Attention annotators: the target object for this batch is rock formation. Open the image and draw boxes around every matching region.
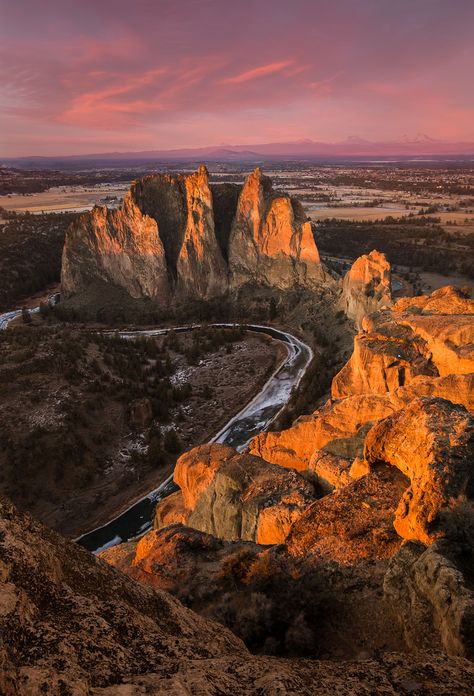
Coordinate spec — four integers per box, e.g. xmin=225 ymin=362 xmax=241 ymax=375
xmin=7 ymin=497 xmax=473 ymax=694
xmin=364 ymin=397 xmax=474 ymax=544
xmin=228 ymin=167 xmax=325 ymax=289
xmin=61 ymin=191 xmax=170 ymax=303
xmin=89 ymin=279 xmax=474 ymax=670
xmin=61 ymin=167 xmax=328 ymax=304
xmin=176 ymin=166 xmax=228 ymax=298
xmin=154 ymin=443 xmax=316 ymax=544
xmin=285 ymin=466 xmax=408 ymax=563
xmin=333 ymin=286 xmax=474 ymax=399
xmin=102 ymin=523 xmax=263 ymax=597
xmin=249 ymin=285 xmax=474 ymax=533
xmin=384 ymin=539 xmax=474 ymax=659
xmin=339 ymin=249 xmax=392 ymax=328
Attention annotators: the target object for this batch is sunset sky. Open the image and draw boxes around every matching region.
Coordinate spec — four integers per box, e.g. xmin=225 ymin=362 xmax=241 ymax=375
xmin=1 ymin=0 xmax=473 ymax=156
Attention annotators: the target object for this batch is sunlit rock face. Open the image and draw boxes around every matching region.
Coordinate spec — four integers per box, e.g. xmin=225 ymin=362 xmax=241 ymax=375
xmin=250 ymin=285 xmax=474 ymax=539
xmin=333 ymin=285 xmax=474 ymax=399
xmin=61 ymin=166 xmax=328 ymax=303
xmin=176 ymin=166 xmax=228 ymax=299
xmin=249 ymin=394 xmax=397 ymax=470
xmin=62 ymin=166 xmax=226 ymax=302
xmin=61 ymin=192 xmax=170 ymax=303
xmin=339 ymin=250 xmax=392 ymax=329
xmin=228 ymin=167 xmax=326 ymax=290
xmin=285 ymin=466 xmax=408 ymax=563
xmin=364 ymin=397 xmax=474 ymax=544
xmin=153 ymin=443 xmax=316 ymax=544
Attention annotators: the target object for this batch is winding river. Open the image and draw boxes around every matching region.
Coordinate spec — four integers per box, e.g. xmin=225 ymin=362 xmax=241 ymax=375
xmin=0 ymin=309 xmax=312 ymax=553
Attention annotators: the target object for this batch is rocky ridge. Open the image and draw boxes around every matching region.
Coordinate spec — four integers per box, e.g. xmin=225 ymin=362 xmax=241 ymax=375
xmin=61 ymin=166 xmax=327 ymax=303
xmin=4 ymin=497 xmax=474 ymax=694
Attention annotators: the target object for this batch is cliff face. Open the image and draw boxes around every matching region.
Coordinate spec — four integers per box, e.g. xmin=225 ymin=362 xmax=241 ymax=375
xmin=61 ymin=192 xmax=170 ymax=303
xmin=176 ymin=166 xmax=228 ymax=299
xmin=333 ymin=286 xmax=474 ymax=399
xmin=154 ymin=443 xmax=315 ymax=544
xmin=228 ymin=168 xmax=325 ymax=290
xmin=61 ymin=166 xmax=327 ymax=303
xmin=249 ymin=285 xmax=474 ymax=543
xmin=62 ymin=166 xmax=227 ymax=303
xmin=339 ymin=250 xmax=392 ymax=329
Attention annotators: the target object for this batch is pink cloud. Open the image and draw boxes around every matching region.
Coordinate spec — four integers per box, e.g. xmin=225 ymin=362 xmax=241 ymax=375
xmin=221 ymin=60 xmax=294 ymax=85
xmin=1 ymin=0 xmax=474 ymax=156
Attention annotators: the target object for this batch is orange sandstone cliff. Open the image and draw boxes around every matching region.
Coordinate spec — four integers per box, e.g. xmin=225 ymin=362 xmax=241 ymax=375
xmin=61 ymin=166 xmax=328 ymax=303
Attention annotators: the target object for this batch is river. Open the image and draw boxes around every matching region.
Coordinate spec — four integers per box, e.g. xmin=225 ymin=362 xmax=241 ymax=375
xmin=0 ymin=310 xmax=312 ymax=553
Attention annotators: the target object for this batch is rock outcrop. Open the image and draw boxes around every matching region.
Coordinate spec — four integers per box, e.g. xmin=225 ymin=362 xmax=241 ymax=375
xmin=249 ymin=394 xmax=397 ymax=470
xmin=176 ymin=166 xmax=228 ymax=298
xmin=61 ymin=191 xmax=170 ymax=303
xmin=249 ymin=286 xmax=474 ymax=542
xmin=154 ymin=443 xmax=315 ymax=544
xmin=364 ymin=397 xmax=474 ymax=544
xmin=228 ymin=167 xmax=325 ymax=290
xmin=384 ymin=539 xmax=474 ymax=659
xmin=7 ymin=497 xmax=472 ymax=694
xmin=102 ymin=523 xmax=263 ymax=597
xmin=0 ymin=496 xmax=245 ymax=695
xmin=333 ymin=285 xmax=474 ymax=399
xmin=286 ymin=466 xmax=408 ymax=563
xmin=339 ymin=249 xmax=392 ymax=328
xmin=61 ymin=167 xmax=328 ymax=304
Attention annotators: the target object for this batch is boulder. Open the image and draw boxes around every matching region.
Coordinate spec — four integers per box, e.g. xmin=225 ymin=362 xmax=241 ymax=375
xmin=364 ymin=397 xmax=474 ymax=544
xmin=286 ymin=466 xmax=408 ymax=563
xmin=308 ymin=450 xmax=353 ymax=493
xmin=102 ymin=523 xmax=263 ymax=597
xmin=154 ymin=443 xmax=315 ymax=544
xmin=153 ymin=490 xmax=187 ymax=528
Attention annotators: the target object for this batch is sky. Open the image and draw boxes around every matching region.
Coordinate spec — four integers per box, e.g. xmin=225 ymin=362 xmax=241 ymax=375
xmin=1 ymin=0 xmax=474 ymax=156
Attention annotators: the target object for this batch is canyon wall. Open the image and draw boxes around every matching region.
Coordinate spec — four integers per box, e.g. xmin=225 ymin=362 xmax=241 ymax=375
xmin=61 ymin=166 xmax=327 ymax=303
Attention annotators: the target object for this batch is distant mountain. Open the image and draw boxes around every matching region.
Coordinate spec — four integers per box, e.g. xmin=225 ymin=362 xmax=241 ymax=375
xmin=3 ymin=137 xmax=474 ymax=168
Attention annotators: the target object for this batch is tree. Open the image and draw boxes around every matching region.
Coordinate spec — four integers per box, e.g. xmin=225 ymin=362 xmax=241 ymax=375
xmin=269 ymin=297 xmax=278 ymax=320
xmin=21 ymin=307 xmax=32 ymax=324
xmin=164 ymin=428 xmax=181 ymax=454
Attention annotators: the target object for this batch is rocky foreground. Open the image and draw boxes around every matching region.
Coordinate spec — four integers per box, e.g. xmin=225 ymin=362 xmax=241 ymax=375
xmin=2 ymin=496 xmax=474 ymax=695
xmin=61 ymin=166 xmax=328 ymax=304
